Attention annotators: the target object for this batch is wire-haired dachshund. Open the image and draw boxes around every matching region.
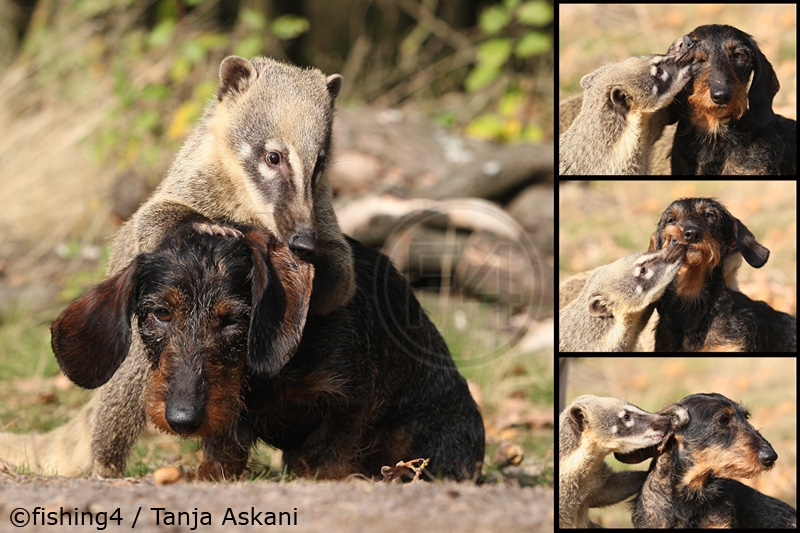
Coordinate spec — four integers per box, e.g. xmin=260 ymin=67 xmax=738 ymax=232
xmin=50 ymin=219 xmax=485 ymax=481
xmin=651 ymin=197 xmax=796 ymax=352
xmin=616 ymin=393 xmax=797 ymax=528
xmin=668 ymin=24 xmax=797 ymax=175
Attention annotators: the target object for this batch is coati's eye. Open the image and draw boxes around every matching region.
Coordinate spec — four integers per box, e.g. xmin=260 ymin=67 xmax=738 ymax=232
xmin=639 ymin=267 xmax=647 ymax=276
xmin=622 ymin=413 xmax=631 ymax=421
xmin=655 ymin=66 xmax=664 ymax=76
xmin=153 ymin=308 xmax=172 ymax=323
xmin=267 ymin=151 xmax=281 ymax=166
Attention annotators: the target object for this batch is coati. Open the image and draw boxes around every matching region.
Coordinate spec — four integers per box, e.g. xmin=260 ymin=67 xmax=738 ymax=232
xmin=111 ymin=56 xmax=353 ymax=315
xmin=0 ymin=57 xmax=355 ymax=478
xmin=559 ymin=395 xmax=689 ymax=528
xmin=93 ymin=56 xmax=357 ymax=477
xmin=559 ymin=245 xmax=685 ymax=352
xmin=559 ymin=54 xmax=690 ymax=175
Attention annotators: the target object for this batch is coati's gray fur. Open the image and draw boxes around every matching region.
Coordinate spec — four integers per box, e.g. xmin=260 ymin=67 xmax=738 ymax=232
xmin=0 ymin=397 xmax=95 ymax=476
xmin=559 ymin=395 xmax=687 ymax=528
xmin=559 ymin=245 xmax=684 ymax=352
xmin=110 ymin=55 xmax=353 ymax=315
xmin=559 ymin=54 xmax=690 ymax=175
xmin=0 ymin=57 xmax=355 ymax=477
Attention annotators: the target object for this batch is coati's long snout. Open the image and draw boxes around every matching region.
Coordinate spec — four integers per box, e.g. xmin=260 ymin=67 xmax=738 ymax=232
xmin=288 ymin=226 xmax=316 ymax=255
xmin=559 ymin=395 xmax=689 ymax=528
xmin=614 ymin=403 xmax=690 ymax=464
xmin=560 ymin=396 xmax=685 ymax=456
xmin=559 ymin=245 xmax=686 ymax=352
xmin=208 ymin=55 xmax=343 ymax=259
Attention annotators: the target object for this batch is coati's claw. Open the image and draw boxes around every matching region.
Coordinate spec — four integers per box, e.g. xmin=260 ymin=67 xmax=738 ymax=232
xmin=192 ymin=221 xmax=244 ymax=238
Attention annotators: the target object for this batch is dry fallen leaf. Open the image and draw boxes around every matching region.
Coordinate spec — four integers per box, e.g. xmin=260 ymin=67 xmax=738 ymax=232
xmin=381 ymin=457 xmax=430 ymax=483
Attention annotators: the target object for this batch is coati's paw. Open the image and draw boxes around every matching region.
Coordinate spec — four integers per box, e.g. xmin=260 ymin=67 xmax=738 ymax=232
xmin=192 ymin=221 xmax=244 ymax=238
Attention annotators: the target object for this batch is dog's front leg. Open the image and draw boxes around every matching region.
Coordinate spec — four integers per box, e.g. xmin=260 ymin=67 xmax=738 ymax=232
xmin=284 ymin=410 xmax=364 ymax=479
xmin=199 ymin=427 xmax=251 ymax=481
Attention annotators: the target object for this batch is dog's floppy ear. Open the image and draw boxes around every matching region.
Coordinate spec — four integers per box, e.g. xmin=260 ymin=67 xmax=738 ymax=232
xmin=747 ymin=39 xmax=779 ymax=130
xmin=244 ymin=231 xmax=314 ymax=377
xmin=614 ymin=447 xmax=655 ymax=464
xmin=50 ymin=258 xmax=141 ymax=389
xmin=732 ymin=216 xmax=769 ymax=268
xmin=648 ymin=231 xmax=658 ymax=252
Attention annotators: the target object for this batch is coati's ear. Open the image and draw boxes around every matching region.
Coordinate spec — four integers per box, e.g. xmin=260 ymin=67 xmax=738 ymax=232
xmin=568 ymin=403 xmax=588 ymax=430
xmin=217 ymin=56 xmax=257 ymax=101
xmin=244 ymin=231 xmax=314 ymax=377
xmin=587 ymin=294 xmax=613 ymax=317
xmin=610 ymin=87 xmax=631 ymax=111
xmin=580 ymin=68 xmax=601 ymax=90
xmin=50 ymin=259 xmax=141 ymax=389
xmin=326 ymin=74 xmax=342 ymax=101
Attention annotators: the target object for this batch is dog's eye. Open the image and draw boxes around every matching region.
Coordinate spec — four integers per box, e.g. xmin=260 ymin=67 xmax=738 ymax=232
xmin=266 ymin=151 xmax=281 ymax=166
xmin=219 ymin=316 xmax=243 ymax=334
xmin=719 ymin=416 xmax=730 ymax=426
xmin=153 ymin=308 xmax=172 ymax=323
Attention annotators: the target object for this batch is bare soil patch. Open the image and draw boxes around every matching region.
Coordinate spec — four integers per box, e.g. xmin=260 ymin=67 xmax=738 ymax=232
xmin=1 ymin=474 xmax=552 ymax=532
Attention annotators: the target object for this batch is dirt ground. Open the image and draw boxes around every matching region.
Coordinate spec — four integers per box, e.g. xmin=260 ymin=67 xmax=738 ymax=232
xmin=0 ymin=473 xmax=552 ymax=532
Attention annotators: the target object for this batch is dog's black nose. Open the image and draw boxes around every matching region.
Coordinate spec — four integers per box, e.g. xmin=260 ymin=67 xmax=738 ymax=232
xmin=165 ymin=403 xmax=205 ymax=435
xmin=759 ymin=447 xmax=778 ymax=467
xmin=683 ymin=227 xmax=702 ymax=244
xmin=710 ymin=85 xmax=732 ymax=105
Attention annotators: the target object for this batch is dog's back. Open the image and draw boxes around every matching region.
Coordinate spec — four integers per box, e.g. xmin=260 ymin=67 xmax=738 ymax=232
xmin=252 ymin=236 xmax=485 ymax=479
xmin=725 ymin=479 xmax=798 ymax=528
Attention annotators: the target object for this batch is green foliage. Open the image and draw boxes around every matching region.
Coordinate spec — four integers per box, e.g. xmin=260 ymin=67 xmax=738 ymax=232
xmin=272 ymin=14 xmax=310 ymax=40
xmin=467 ymin=0 xmax=552 ymax=91
xmin=465 ymin=1 xmax=551 ymax=143
xmin=93 ymin=3 xmax=309 ymax=170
